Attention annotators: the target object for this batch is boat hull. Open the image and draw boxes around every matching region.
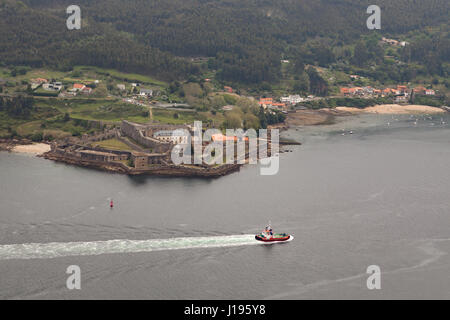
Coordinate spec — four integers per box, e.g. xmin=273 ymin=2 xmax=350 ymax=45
xmin=255 ymin=234 xmax=291 ymax=242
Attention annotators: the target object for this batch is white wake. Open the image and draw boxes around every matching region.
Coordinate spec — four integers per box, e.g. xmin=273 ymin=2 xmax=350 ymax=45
xmin=0 ymin=235 xmax=264 ymax=260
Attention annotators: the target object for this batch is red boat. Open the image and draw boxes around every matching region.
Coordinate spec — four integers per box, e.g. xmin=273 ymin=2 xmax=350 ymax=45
xmin=255 ymin=224 xmax=291 ymax=242
xmin=255 ymin=233 xmax=291 ymax=242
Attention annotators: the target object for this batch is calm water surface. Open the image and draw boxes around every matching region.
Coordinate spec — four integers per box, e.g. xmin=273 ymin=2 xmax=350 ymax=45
xmin=0 ymin=113 xmax=449 ymax=299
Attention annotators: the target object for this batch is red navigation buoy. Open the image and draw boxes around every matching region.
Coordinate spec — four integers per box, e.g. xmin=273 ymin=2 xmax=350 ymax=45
xmin=110 ymin=200 xmax=114 ymax=208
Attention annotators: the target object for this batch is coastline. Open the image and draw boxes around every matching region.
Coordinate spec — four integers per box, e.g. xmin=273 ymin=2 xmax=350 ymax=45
xmin=335 ymin=104 xmax=446 ymax=115
xmin=12 ymin=143 xmax=51 ymax=155
xmin=2 ymin=103 xmax=446 ymax=176
xmin=0 ymin=139 xmax=50 ymax=155
xmin=285 ymin=104 xmax=447 ymax=128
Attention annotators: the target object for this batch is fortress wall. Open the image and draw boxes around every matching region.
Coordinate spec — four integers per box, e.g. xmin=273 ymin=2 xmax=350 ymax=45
xmin=120 ymin=120 xmax=172 ymax=153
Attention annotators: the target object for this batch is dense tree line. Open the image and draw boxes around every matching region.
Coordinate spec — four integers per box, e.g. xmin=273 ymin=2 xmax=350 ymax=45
xmin=0 ymin=0 xmax=198 ymax=81
xmin=2 ymin=0 xmax=450 ymax=85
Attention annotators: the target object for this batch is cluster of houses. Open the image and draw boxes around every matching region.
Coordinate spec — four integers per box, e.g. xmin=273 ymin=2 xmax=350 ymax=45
xmin=340 ymin=85 xmax=436 ymax=102
xmin=30 ymin=78 xmax=94 ymax=96
xmin=280 ymin=95 xmax=304 ymax=105
xmin=259 ymin=94 xmax=312 ymax=111
xmin=259 ymin=98 xmax=287 ymax=110
xmin=66 ymin=83 xmax=93 ymax=96
xmin=381 ymin=37 xmax=409 ymax=47
xmin=117 ymin=83 xmax=154 ymax=98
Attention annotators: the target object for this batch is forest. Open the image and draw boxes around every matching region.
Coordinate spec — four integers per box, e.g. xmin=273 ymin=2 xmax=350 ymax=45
xmin=1 ymin=0 xmax=449 ymax=86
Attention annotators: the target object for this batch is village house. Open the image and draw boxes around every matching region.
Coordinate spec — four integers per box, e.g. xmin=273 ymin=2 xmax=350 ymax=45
xmin=73 ymin=83 xmax=86 ymax=91
xmin=340 ymin=88 xmax=350 ymax=96
xmin=81 ymin=86 xmax=92 ymax=95
xmin=413 ymin=86 xmax=426 ymax=95
xmin=425 ymin=89 xmax=436 ymax=96
xmin=381 ymin=37 xmax=409 ymax=47
xmin=224 ymin=86 xmax=233 ymax=93
xmin=397 ymin=85 xmax=408 ymax=94
xmin=140 ymin=88 xmax=153 ymax=97
xmin=259 ymin=98 xmax=273 ymax=108
xmin=340 ymin=87 xmax=364 ymax=96
xmin=117 ymin=84 xmax=126 ymax=91
xmin=43 ymin=81 xmax=63 ymax=91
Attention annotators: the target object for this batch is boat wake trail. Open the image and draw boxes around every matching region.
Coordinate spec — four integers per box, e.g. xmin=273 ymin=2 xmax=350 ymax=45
xmin=0 ymin=235 xmax=261 ymax=260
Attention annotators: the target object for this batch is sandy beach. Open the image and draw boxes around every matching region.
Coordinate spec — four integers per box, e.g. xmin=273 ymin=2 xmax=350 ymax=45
xmin=336 ymin=104 xmax=445 ymax=115
xmin=12 ymin=143 xmax=51 ymax=155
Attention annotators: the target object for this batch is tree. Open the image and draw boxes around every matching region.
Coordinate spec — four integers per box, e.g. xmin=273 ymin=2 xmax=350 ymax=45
xmin=224 ymin=112 xmax=242 ymax=129
xmin=63 ymin=112 xmax=70 ymax=122
xmin=243 ymin=113 xmax=260 ymax=130
xmin=293 ymin=72 xmax=310 ymax=93
xmin=306 ymin=67 xmax=328 ymax=96
xmin=352 ymin=41 xmax=370 ymax=67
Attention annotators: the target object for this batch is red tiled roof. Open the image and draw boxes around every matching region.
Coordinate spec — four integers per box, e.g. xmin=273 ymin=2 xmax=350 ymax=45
xmin=73 ymin=83 xmax=85 ymax=89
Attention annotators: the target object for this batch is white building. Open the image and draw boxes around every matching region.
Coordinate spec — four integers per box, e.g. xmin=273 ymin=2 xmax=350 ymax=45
xmin=154 ymin=130 xmax=189 ymax=144
xmin=140 ymin=89 xmax=153 ymax=97
xmin=280 ymin=95 xmax=303 ymax=105
xmin=42 ymin=82 xmax=63 ymax=91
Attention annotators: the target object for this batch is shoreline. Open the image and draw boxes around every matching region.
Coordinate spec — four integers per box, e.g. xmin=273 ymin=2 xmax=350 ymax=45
xmin=285 ymin=104 xmax=447 ymax=128
xmin=2 ymin=103 xmax=445 ymax=175
xmin=0 ymin=139 xmax=50 ymax=154
xmin=12 ymin=143 xmax=51 ymax=155
xmin=335 ymin=104 xmax=446 ymax=115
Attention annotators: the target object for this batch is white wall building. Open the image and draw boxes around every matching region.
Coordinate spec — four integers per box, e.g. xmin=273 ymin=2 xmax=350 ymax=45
xmin=154 ymin=130 xmax=189 ymax=144
xmin=280 ymin=95 xmax=303 ymax=105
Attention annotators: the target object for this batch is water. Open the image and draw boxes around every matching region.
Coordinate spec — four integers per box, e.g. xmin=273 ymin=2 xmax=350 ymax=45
xmin=0 ymin=113 xmax=449 ymax=299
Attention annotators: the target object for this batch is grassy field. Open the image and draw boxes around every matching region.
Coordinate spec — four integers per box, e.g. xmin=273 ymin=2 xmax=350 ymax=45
xmin=93 ymin=138 xmax=134 ymax=152
xmin=0 ymin=111 xmax=31 ymax=138
xmin=73 ymin=66 xmax=168 ymax=87
xmin=69 ymin=101 xmax=150 ymax=123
